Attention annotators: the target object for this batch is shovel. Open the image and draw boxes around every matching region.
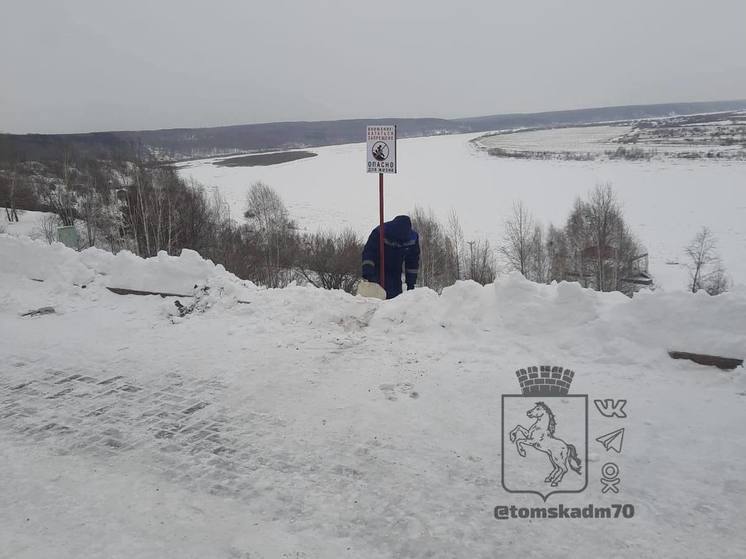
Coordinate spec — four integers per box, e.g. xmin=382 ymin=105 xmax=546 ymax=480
xmin=356 ymin=279 xmax=386 ymax=300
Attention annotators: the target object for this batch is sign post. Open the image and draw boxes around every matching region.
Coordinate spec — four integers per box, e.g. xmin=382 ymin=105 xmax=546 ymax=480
xmin=378 ymin=171 xmax=385 ymax=289
xmin=366 ymin=125 xmax=397 ymax=291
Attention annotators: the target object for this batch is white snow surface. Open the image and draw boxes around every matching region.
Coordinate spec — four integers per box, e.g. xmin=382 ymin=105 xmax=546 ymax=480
xmin=176 ymin=133 xmax=746 ymax=292
xmin=1 ymin=234 xmax=255 ymax=297
xmin=1 ymin=237 xmax=745 ymax=558
xmin=475 ymin=125 xmax=631 ymax=153
xmin=1 ymin=209 xmax=56 ymax=239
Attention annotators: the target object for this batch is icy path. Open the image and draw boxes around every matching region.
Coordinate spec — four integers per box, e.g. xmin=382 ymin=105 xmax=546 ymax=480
xmin=1 ymin=239 xmax=746 ymax=558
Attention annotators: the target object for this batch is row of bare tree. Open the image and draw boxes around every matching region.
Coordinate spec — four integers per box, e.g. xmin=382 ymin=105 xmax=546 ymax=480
xmin=124 ymin=175 xmax=363 ymax=291
xmin=409 ymin=184 xmax=646 ymax=295
xmin=499 ymin=184 xmax=647 ymax=295
xmin=411 ymin=183 xmax=728 ymax=296
xmin=6 ymin=152 xmax=729 ymax=296
xmin=1 ymin=153 xmax=131 ymax=250
xmin=410 ymin=207 xmax=496 ymax=290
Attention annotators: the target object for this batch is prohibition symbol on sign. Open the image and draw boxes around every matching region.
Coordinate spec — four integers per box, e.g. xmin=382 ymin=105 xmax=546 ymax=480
xmin=372 ymin=142 xmax=389 ymax=161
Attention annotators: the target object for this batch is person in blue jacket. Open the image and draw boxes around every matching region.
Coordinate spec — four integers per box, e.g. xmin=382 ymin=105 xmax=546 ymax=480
xmin=361 ymin=214 xmax=420 ymax=299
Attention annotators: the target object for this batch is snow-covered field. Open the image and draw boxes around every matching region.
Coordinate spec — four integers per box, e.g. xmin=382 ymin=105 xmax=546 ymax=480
xmin=475 ymin=125 xmax=630 ymax=154
xmin=1 ymin=236 xmax=745 ymax=558
xmin=475 ymin=112 xmax=746 ymax=157
xmin=177 ymin=133 xmax=746 ymax=291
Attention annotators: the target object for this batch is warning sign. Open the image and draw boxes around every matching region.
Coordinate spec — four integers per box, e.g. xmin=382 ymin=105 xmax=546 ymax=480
xmin=367 ymin=125 xmax=396 ymax=174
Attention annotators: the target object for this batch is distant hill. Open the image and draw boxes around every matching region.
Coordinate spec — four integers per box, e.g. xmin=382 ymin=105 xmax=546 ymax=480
xmin=120 ymin=117 xmax=460 ymax=160
xmin=456 ymin=99 xmax=746 ymax=131
xmin=2 ymin=99 xmax=746 ymax=163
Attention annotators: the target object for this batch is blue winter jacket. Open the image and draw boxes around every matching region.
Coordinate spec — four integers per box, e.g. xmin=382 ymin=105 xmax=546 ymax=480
xmin=362 ymin=215 xmax=420 ymax=299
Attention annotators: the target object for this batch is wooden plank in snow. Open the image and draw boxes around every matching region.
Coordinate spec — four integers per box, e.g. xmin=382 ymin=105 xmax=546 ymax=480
xmin=106 ymin=286 xmax=251 ymax=304
xmin=668 ymin=351 xmax=743 ymax=370
xmin=106 ymin=287 xmax=190 ymax=298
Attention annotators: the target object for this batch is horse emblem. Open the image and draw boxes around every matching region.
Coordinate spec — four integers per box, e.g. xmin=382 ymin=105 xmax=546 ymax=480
xmin=509 ymin=402 xmax=582 ymax=486
xmin=502 ymin=366 xmax=588 ymax=500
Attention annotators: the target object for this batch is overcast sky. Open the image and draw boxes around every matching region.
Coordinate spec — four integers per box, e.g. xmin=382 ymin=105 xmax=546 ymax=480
xmin=2 ymin=0 xmax=745 ymax=134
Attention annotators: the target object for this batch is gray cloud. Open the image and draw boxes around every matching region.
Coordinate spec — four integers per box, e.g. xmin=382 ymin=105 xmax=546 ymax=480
xmin=2 ymin=0 xmax=745 ymax=133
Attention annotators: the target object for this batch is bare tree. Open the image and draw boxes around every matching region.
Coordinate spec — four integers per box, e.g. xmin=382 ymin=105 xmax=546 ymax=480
xmin=78 ymin=176 xmax=110 ymax=248
xmin=546 ymin=224 xmax=569 ymax=283
xmin=685 ymin=227 xmax=729 ymax=294
xmin=131 ymin=162 xmax=154 ymax=255
xmin=0 ymin=166 xmax=36 ymax=221
xmin=40 ymin=152 xmax=78 ymax=227
xmin=411 ymin=206 xmax=438 ymax=288
xmin=446 ymin=209 xmax=464 ymax=283
xmin=98 ymin=200 xmax=126 ymax=252
xmin=411 ymin=206 xmax=457 ymax=292
xmin=529 ymin=225 xmax=549 ymax=283
xmin=3 ymin=170 xmax=20 ymax=222
xmin=244 ymin=182 xmax=296 ymax=287
xmin=563 ymin=184 xmax=645 ymax=294
xmin=500 ymin=201 xmax=535 ymax=277
xmin=35 ymin=214 xmax=60 ymax=244
xmin=465 ymin=239 xmax=497 ymax=285
xmin=584 ymin=183 xmax=620 ymax=290
xmin=564 ymin=197 xmax=590 ymax=287
xmin=296 ymin=229 xmax=362 ymax=292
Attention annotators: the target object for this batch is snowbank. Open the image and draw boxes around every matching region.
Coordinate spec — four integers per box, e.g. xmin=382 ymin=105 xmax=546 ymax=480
xmin=0 ymin=234 xmax=256 ymax=297
xmin=2 ymin=235 xmax=744 ymax=359
xmin=1 ymin=234 xmax=95 ymax=286
xmin=372 ymin=273 xmax=746 ymax=358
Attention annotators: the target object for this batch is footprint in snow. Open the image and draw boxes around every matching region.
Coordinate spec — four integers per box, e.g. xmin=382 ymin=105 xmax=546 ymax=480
xmin=379 ymin=382 xmax=418 ymax=401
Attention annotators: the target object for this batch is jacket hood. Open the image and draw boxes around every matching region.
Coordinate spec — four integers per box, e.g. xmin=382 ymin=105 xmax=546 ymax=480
xmin=386 ymin=215 xmax=412 ymax=241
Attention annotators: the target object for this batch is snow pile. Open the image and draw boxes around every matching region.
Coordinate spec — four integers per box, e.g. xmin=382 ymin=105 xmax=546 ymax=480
xmin=2 ymin=234 xmax=743 ymax=359
xmin=0 ymin=234 xmax=256 ymax=297
xmin=375 ymin=273 xmax=746 ymax=358
xmin=1 ymin=233 xmax=96 ymax=286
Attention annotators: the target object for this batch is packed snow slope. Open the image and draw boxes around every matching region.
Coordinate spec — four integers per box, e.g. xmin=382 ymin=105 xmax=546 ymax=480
xmin=1 ymin=236 xmax=745 ymax=559
xmin=177 ymin=133 xmax=746 ymax=291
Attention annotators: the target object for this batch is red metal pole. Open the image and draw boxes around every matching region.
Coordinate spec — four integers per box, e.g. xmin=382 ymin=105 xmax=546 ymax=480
xmin=378 ymin=172 xmax=385 ymax=291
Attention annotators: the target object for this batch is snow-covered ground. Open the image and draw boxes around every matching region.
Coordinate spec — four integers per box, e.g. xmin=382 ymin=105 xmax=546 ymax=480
xmin=475 ymin=112 xmax=746 ymax=157
xmin=1 ymin=209 xmax=56 ymax=240
xmin=1 ymin=236 xmax=745 ymax=558
xmin=176 ymin=133 xmax=746 ymax=292
xmin=475 ymin=125 xmax=631 ymax=154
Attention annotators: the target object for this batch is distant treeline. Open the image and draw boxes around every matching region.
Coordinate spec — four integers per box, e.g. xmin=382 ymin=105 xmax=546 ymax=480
xmin=3 ymin=99 xmax=746 ymax=163
xmin=0 ymin=132 xmax=139 ymax=165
